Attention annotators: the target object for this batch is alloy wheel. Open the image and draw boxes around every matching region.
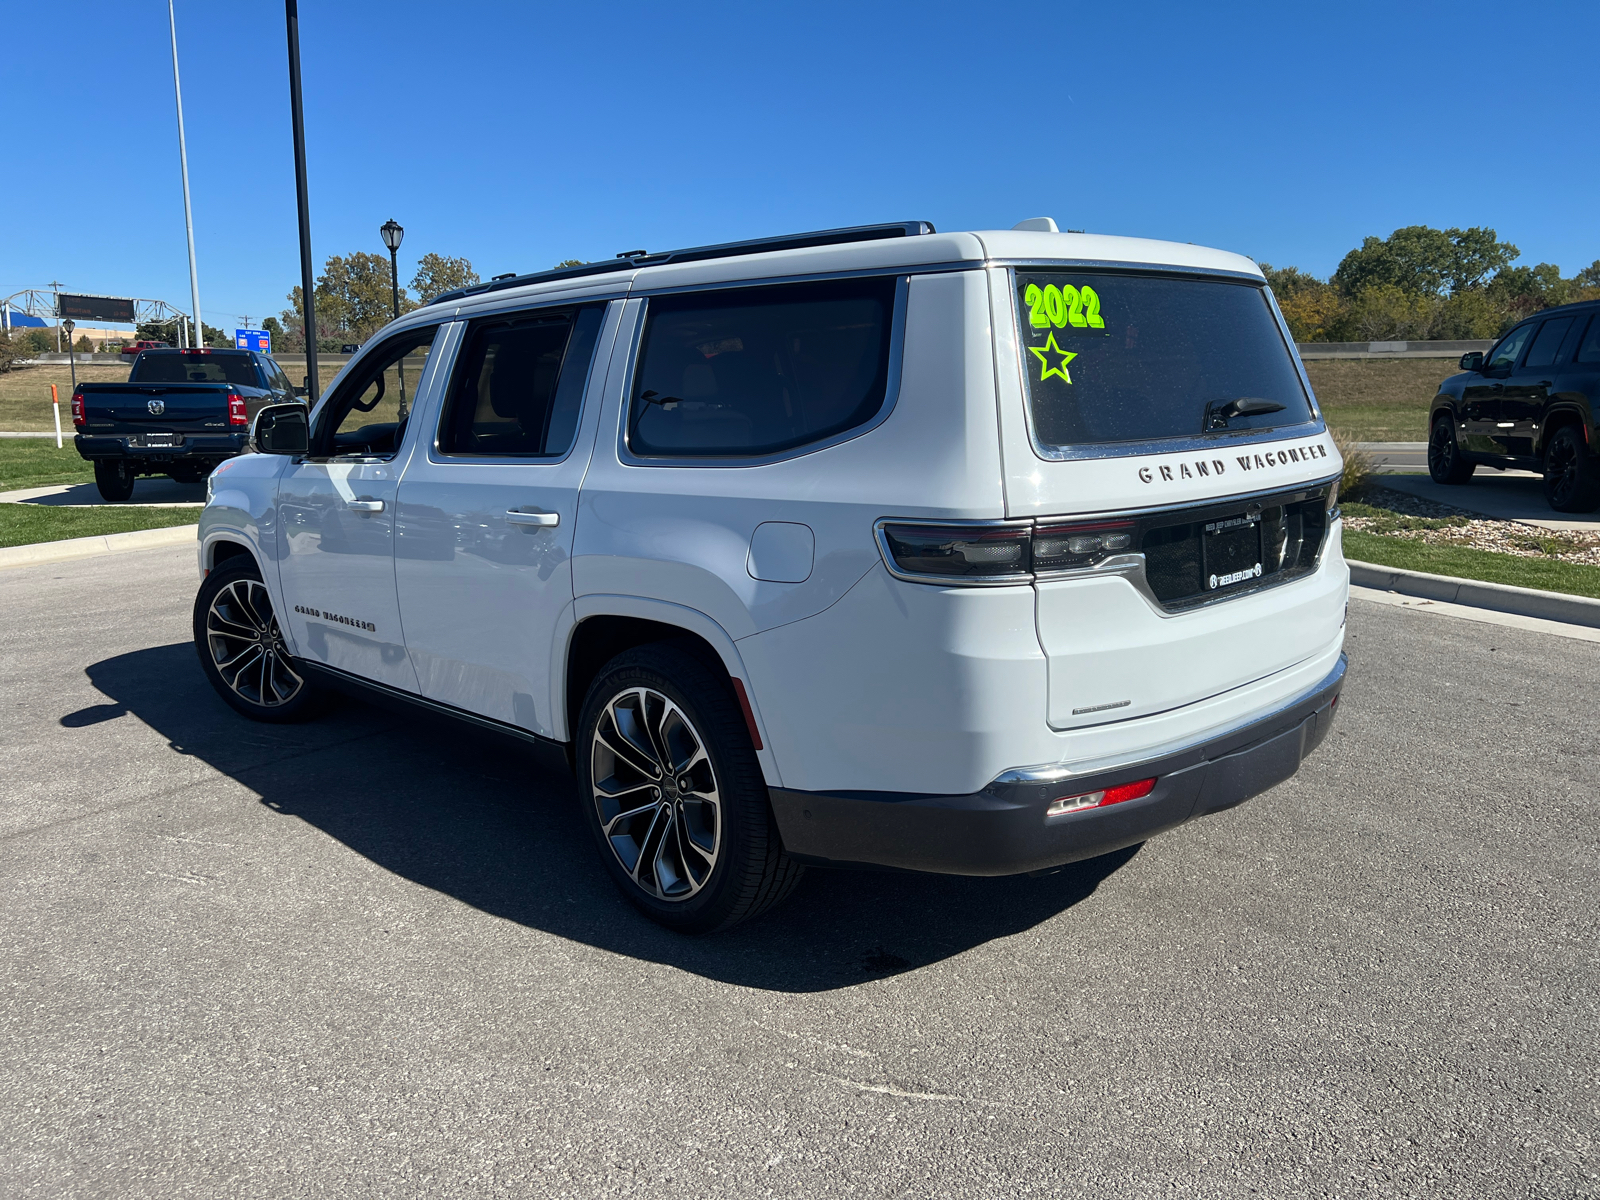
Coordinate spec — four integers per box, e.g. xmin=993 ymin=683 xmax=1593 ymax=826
xmin=590 ymin=686 xmax=721 ymax=902
xmin=1548 ymin=432 xmax=1578 ymax=508
xmin=205 ymin=579 xmax=304 ymax=708
xmin=1430 ymin=421 xmax=1455 ymax=476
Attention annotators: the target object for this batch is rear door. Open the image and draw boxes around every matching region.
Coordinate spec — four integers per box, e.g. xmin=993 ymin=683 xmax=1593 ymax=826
xmin=987 ymin=265 xmax=1346 ymax=728
xmin=393 ymin=301 xmax=616 ymax=735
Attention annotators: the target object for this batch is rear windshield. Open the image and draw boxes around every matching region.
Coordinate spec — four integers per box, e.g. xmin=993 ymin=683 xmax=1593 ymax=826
xmin=1013 ymin=272 xmax=1314 ymax=449
xmin=131 ymin=352 xmax=261 ymax=387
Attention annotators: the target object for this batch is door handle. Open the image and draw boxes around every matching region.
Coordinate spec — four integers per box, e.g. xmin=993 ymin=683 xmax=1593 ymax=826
xmin=506 ymin=509 xmax=559 ymax=527
xmin=347 ymin=499 xmax=385 ymax=512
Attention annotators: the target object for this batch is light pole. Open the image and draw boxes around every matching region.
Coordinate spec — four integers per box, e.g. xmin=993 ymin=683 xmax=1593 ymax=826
xmin=379 ymin=218 xmax=406 ymax=419
xmin=167 ymin=0 xmax=204 ymax=350
xmin=63 ymin=319 xmax=77 ymax=391
xmin=285 ymin=0 xmax=319 ymax=400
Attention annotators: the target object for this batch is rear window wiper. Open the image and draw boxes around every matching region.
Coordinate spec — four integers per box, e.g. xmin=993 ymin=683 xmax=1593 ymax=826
xmin=1203 ymin=397 xmax=1285 ymax=432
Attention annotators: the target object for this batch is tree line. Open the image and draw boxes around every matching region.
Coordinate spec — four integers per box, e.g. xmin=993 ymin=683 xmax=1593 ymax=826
xmin=1262 ymin=226 xmax=1600 ymax=343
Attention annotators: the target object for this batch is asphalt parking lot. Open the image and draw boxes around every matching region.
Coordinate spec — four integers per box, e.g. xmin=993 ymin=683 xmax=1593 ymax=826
xmin=2 ymin=547 xmax=1596 ymax=1198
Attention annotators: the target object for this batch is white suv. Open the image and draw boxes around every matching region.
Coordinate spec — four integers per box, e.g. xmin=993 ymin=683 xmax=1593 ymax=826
xmin=194 ymin=220 xmax=1348 ymax=932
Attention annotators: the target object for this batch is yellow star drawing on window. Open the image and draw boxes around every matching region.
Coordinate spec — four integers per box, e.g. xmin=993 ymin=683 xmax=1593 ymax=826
xmin=1029 ymin=332 xmax=1078 ymax=383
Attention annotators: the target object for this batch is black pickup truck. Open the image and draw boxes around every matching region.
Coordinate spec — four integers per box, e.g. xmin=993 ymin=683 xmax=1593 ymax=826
xmin=72 ymin=348 xmax=302 ymax=501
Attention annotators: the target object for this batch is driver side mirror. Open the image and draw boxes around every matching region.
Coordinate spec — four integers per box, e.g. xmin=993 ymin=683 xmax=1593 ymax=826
xmin=293 ymin=385 xmax=308 ymax=398
xmin=251 ymin=403 xmax=309 ymax=455
xmin=1459 ymin=351 xmax=1484 ymax=372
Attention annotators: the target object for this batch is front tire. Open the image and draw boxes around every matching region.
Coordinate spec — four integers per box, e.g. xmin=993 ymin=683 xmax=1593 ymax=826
xmin=576 ymin=644 xmax=802 ymax=933
xmin=192 ymin=556 xmax=324 ymax=723
xmin=1544 ymin=424 xmax=1600 ymax=512
xmin=94 ymin=460 xmax=136 ymax=502
xmin=1428 ymin=416 xmax=1475 ymax=484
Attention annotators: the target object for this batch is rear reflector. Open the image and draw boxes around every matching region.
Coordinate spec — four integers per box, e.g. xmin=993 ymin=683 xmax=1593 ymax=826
xmin=1046 ymin=777 xmax=1156 ymax=817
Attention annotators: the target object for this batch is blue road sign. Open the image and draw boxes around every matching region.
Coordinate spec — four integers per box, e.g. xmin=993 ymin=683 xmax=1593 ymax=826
xmin=235 ymin=329 xmax=271 ymax=353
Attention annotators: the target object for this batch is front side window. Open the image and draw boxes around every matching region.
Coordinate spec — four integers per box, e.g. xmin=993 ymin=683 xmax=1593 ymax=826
xmin=628 ymin=276 xmax=897 ymax=458
xmin=1014 ymin=272 xmax=1314 ymax=449
xmin=437 ymin=305 xmax=605 ymax=457
xmin=315 ymin=325 xmax=439 ymax=458
xmin=1487 ymin=324 xmax=1534 ymax=372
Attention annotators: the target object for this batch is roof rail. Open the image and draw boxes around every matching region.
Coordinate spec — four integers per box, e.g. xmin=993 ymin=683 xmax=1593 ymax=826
xmin=423 ymin=221 xmax=936 ymax=308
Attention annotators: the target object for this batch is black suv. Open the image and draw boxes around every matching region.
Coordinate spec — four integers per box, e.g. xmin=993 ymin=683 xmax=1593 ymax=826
xmin=1429 ymin=299 xmax=1600 ymax=511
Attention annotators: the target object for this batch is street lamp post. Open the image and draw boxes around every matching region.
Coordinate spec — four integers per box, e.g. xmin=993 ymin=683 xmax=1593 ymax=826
xmin=379 ymin=218 xmax=406 ymax=419
xmin=63 ymin=319 xmax=77 ymax=391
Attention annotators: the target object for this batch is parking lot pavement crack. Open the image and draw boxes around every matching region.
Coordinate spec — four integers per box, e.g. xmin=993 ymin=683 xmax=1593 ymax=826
xmin=817 ymin=1073 xmax=1013 ymax=1107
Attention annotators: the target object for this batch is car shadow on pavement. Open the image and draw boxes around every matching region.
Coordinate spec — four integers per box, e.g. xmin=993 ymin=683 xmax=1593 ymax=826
xmin=76 ymin=642 xmax=1138 ymax=993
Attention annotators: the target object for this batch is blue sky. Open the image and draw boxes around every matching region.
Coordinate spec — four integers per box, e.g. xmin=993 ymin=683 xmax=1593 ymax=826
xmin=7 ymin=0 xmax=1597 ymax=332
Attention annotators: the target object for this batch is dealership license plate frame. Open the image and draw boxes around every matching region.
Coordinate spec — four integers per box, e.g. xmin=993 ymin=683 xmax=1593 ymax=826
xmin=1202 ymin=512 xmax=1264 ymax=592
xmin=142 ymin=433 xmax=177 ymax=448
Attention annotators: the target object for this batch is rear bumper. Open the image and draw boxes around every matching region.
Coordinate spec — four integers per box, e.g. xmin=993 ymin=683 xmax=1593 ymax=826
xmin=769 ymin=653 xmax=1346 ymax=876
xmin=75 ymin=433 xmax=247 ymax=462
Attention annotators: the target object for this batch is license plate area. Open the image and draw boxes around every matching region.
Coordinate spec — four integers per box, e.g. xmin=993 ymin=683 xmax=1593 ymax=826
xmin=1203 ymin=513 xmax=1263 ymax=591
xmin=141 ymin=433 xmax=177 ymax=447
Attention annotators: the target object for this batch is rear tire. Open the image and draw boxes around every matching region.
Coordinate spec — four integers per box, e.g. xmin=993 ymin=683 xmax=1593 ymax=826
xmin=93 ymin=460 xmax=136 ymax=502
xmin=1543 ymin=424 xmax=1600 ymax=512
xmin=576 ymin=643 xmax=802 ymax=933
xmin=1428 ymin=416 xmax=1475 ymax=484
xmin=193 ymin=556 xmax=325 ymax=723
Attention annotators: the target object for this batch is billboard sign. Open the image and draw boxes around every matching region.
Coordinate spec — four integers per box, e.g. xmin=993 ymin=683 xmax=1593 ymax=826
xmin=235 ymin=329 xmax=271 ymax=353
xmin=57 ymin=294 xmax=137 ymax=323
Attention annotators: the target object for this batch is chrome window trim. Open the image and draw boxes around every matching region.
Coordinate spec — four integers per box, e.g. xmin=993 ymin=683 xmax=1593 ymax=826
xmin=616 ymin=275 xmax=911 ymax=469
xmin=1001 ymin=266 xmax=1325 ymax=462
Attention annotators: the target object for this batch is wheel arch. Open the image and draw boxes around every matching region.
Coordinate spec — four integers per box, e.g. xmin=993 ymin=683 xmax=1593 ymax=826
xmin=204 ymin=536 xmax=257 ymax=572
xmin=1540 ymin=405 xmax=1590 ymax=456
xmin=1429 ymin=395 xmax=1458 ymax=429
xmin=564 ymin=596 xmax=777 ymax=786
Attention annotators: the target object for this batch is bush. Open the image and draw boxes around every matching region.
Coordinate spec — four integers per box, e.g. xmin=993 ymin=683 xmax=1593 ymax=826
xmin=1331 ymin=428 xmax=1373 ymax=501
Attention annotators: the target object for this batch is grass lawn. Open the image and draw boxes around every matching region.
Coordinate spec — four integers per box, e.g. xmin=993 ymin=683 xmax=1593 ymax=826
xmin=0 ymin=503 xmax=200 ymax=549
xmin=1344 ymin=530 xmax=1600 ymax=599
xmin=0 ymin=363 xmax=129 ymax=432
xmin=1304 ymin=358 xmax=1460 ymax=443
xmin=0 ymin=437 xmax=96 ymax=492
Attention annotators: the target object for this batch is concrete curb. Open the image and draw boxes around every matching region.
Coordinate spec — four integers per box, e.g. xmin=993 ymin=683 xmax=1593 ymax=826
xmin=0 ymin=524 xmax=197 ymax=569
xmin=1347 ymin=560 xmax=1600 ymax=629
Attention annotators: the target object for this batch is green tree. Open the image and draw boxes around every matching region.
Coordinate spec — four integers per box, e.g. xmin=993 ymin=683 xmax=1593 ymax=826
xmin=411 ymin=253 xmax=480 ymax=303
xmin=554 ymin=258 xmax=587 ymax=268
xmin=1333 ymin=226 xmax=1518 ymax=298
xmin=1259 ymin=263 xmax=1348 ymax=341
xmin=0 ymin=329 xmax=27 ymax=372
xmin=73 ymin=334 xmax=94 ymax=354
xmin=282 ymin=251 xmax=417 ymax=346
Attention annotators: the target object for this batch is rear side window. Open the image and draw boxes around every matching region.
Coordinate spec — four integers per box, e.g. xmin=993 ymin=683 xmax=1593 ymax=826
xmin=1523 ymin=317 xmax=1574 ymax=370
xmin=439 ymin=305 xmax=605 ymax=457
xmin=131 ymin=352 xmax=261 ymax=387
xmin=628 ymin=277 xmax=897 ymax=458
xmin=1014 ymin=272 xmax=1313 ymax=448
xmin=1574 ymin=315 xmax=1600 ymax=364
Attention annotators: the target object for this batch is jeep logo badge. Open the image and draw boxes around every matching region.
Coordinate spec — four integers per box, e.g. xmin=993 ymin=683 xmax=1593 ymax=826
xmin=147 ymin=399 xmax=166 ymax=416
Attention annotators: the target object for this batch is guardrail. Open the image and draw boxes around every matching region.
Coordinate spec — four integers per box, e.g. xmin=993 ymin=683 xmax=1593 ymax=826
xmin=1295 ymin=340 xmax=1494 ymax=360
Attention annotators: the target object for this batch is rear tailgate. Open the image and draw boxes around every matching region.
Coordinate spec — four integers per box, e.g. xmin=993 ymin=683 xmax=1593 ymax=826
xmin=80 ymin=384 xmax=235 ymax=433
xmin=983 ymin=259 xmax=1348 ymax=730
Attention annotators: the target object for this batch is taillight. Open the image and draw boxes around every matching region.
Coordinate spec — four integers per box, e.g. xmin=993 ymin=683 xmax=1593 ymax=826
xmin=878 ymin=522 xmax=1032 ymax=582
xmin=877 ymin=517 xmax=1138 ymax=583
xmin=227 ymin=392 xmax=247 ymax=425
xmin=1032 ymin=519 xmax=1136 ymax=573
xmin=1046 ymin=777 xmax=1156 ymax=817
xmin=71 ymin=389 xmax=85 ymax=427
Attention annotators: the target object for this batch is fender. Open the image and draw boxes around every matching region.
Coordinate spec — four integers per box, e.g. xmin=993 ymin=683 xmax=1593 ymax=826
xmin=569 ymin=593 xmax=781 ymax=787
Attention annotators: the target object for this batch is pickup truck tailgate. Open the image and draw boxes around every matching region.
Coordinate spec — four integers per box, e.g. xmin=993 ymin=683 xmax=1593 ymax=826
xmin=82 ymin=386 xmax=233 ymax=431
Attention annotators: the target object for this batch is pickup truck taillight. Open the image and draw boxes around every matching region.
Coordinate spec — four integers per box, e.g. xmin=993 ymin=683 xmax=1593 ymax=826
xmin=71 ymin=389 xmax=85 ymax=427
xmin=227 ymin=392 xmax=248 ymax=426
